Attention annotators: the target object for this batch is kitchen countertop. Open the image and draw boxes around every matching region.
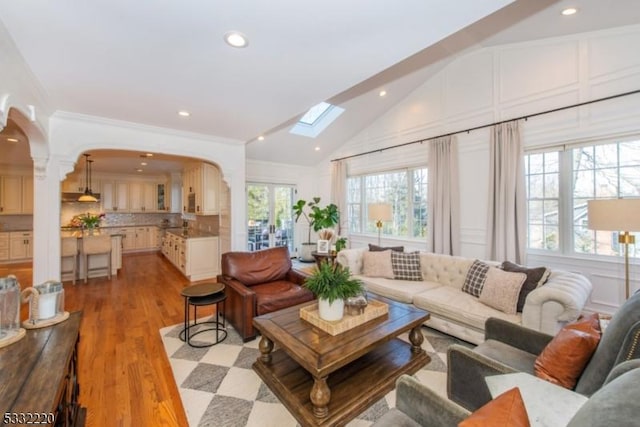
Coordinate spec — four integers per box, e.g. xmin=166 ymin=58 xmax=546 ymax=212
xmin=165 ymin=228 xmax=218 ymax=238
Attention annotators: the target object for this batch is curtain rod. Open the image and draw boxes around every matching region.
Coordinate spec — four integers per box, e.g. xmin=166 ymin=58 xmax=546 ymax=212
xmin=331 ymin=88 xmax=640 ymax=163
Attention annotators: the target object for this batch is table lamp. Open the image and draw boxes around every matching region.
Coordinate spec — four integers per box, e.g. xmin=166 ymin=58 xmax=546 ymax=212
xmin=587 ymin=198 xmax=640 ymax=299
xmin=368 ymin=203 xmax=392 ymax=245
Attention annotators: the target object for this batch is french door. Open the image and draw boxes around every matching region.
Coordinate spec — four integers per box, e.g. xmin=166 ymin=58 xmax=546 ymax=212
xmin=246 ymin=183 xmax=295 ymax=253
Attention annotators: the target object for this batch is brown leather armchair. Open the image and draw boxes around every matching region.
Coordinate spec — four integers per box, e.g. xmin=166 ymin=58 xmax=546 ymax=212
xmin=217 ymin=246 xmax=314 ymax=341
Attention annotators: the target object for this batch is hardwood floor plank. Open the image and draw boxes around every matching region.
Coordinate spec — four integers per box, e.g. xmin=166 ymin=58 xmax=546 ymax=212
xmin=1 ymin=251 xmax=211 ymax=426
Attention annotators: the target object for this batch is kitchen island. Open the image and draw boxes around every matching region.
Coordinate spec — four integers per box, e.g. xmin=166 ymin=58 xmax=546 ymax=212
xmin=162 ymin=228 xmax=219 ymax=281
xmin=60 ymin=230 xmax=123 ymax=281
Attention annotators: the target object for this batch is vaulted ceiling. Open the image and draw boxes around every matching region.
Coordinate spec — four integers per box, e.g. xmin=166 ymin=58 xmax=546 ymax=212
xmin=1 ymin=0 xmax=639 ymax=171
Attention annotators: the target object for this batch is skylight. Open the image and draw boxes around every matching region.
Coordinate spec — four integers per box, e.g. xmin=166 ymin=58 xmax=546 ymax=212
xmin=290 ymin=102 xmax=345 ymax=138
xmin=299 ymin=102 xmax=333 ymax=125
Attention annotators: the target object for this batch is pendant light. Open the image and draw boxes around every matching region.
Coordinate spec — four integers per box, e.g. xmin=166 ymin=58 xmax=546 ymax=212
xmin=78 ymin=154 xmax=98 ymax=202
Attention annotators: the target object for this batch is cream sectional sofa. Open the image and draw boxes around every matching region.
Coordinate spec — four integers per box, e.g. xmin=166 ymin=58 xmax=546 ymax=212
xmin=336 ymin=248 xmax=592 ymax=344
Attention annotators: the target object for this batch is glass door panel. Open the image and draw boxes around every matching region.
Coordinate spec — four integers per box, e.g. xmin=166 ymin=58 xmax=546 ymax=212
xmin=246 ymin=183 xmax=295 ymax=253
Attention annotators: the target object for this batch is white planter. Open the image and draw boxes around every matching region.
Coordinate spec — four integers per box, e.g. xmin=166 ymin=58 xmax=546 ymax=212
xmin=299 ymin=243 xmax=316 ymax=262
xmin=318 ymin=298 xmax=344 ymax=321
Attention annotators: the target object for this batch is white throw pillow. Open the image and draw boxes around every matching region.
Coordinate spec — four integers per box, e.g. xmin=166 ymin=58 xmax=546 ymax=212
xmin=479 ymin=267 xmax=527 ymax=315
xmin=362 ymin=250 xmax=394 ymax=279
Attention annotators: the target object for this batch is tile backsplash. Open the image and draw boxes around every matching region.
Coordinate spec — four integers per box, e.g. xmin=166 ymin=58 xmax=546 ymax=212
xmin=61 ymin=204 xmax=182 ymax=227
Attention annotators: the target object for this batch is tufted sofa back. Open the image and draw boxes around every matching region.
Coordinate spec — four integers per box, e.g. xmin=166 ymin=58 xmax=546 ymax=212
xmin=420 ymin=253 xmax=473 ymax=289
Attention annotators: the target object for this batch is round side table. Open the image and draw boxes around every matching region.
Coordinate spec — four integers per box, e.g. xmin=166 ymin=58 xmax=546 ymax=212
xmin=179 ymin=282 xmax=227 ymax=348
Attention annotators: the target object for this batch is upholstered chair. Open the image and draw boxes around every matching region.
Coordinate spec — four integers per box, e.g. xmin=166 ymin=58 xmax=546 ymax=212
xmin=447 ymin=291 xmax=640 ymax=411
xmin=373 ymin=362 xmax=640 ymax=427
xmin=216 ymin=246 xmax=314 ymax=341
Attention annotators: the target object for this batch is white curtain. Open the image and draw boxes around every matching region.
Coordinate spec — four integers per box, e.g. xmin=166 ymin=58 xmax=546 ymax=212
xmin=330 ymin=160 xmax=347 ymax=235
xmin=427 ymin=136 xmax=460 ymax=255
xmin=486 ymin=120 xmax=526 ymax=263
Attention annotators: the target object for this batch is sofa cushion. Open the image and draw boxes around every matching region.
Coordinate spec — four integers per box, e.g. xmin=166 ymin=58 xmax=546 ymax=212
xmin=221 ymin=246 xmax=291 ymax=286
xmin=413 ymin=286 xmax=521 ymax=331
xmin=502 ymin=261 xmax=550 ymax=312
xmin=253 ymin=280 xmax=315 ymax=315
xmin=459 ymin=387 xmax=530 ymax=427
xmin=534 ymin=313 xmax=602 ymax=389
xmin=479 ymin=268 xmax=527 ymax=315
xmin=362 ymin=250 xmax=394 ymax=279
xmin=391 ymin=251 xmax=423 ymax=281
xmin=420 ymin=253 xmax=474 ymax=289
xmin=356 ymin=275 xmax=441 ymax=304
xmin=462 ymin=260 xmax=491 ymax=297
xmin=369 ymin=243 xmax=404 ymax=252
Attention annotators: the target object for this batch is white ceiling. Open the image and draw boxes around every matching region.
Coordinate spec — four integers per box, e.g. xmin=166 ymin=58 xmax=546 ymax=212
xmin=1 ymin=0 xmax=639 ymax=172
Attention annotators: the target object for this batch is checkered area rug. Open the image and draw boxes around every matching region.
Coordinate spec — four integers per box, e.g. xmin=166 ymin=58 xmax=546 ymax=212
xmin=160 ymin=319 xmax=469 ymax=427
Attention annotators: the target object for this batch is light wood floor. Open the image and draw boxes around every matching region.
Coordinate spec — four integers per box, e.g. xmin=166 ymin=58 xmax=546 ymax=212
xmin=1 ymin=252 xmax=214 ymax=427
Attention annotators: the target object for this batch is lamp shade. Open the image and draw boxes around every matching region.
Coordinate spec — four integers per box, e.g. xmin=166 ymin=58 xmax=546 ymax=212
xmin=368 ymin=203 xmax=392 ymax=222
xmin=587 ymin=199 xmax=640 ymax=231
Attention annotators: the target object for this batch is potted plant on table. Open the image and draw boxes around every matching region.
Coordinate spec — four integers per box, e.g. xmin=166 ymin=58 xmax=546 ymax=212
xmin=304 ymin=261 xmax=364 ymax=321
xmin=293 ymin=197 xmax=339 ymax=262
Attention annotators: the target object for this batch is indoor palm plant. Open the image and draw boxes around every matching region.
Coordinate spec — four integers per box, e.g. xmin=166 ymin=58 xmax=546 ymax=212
xmin=304 ymin=261 xmax=364 ymax=321
xmin=293 ymin=197 xmax=339 ymax=262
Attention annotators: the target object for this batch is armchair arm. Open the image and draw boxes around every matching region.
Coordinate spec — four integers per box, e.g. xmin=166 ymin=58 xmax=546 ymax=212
xmin=447 ymin=344 xmax=518 ymax=411
xmin=373 ymin=375 xmax=469 ymax=427
xmin=485 ymin=317 xmax=553 ymax=355
xmin=522 ymin=270 xmax=592 ymax=334
xmin=286 ymin=268 xmax=310 ymax=285
xmin=216 ymin=275 xmax=257 ymax=341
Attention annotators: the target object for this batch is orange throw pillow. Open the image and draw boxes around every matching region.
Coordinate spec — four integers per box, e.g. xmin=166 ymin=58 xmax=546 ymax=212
xmin=534 ymin=313 xmax=602 ymax=389
xmin=459 ymin=387 xmax=530 ymax=427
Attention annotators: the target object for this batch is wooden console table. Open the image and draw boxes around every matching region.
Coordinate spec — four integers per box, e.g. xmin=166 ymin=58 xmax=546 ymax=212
xmin=0 ymin=311 xmax=85 ymax=426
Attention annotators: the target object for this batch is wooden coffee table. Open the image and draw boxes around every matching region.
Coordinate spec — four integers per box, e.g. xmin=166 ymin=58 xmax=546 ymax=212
xmin=252 ymin=294 xmax=430 ymax=426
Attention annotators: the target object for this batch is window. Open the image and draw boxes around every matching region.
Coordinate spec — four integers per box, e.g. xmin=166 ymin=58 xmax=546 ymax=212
xmin=525 ymin=139 xmax=640 ymax=258
xmin=347 ymin=167 xmax=428 ymax=239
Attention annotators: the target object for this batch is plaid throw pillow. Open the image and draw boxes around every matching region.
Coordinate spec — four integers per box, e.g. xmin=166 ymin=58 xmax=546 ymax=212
xmin=462 ymin=260 xmax=491 ymax=297
xmin=391 ymin=251 xmax=422 ymax=281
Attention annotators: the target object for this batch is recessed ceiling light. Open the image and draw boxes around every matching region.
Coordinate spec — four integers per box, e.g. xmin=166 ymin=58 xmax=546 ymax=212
xmin=143 ymin=153 xmax=153 ymax=157
xmin=141 ymin=162 xmax=147 ymax=166
xmin=561 ymin=7 xmax=577 ymax=15
xmin=315 ymin=147 xmax=320 ymax=151
xmin=257 ymin=135 xmax=265 ymax=141
xmin=224 ymin=31 xmax=249 ymax=48
xmin=379 ymin=90 xmax=387 ymax=97
xmin=178 ymin=110 xmax=190 ymax=117
xmin=6 ymin=138 xmax=19 ymax=142
xmin=136 ymin=168 xmax=143 ymax=172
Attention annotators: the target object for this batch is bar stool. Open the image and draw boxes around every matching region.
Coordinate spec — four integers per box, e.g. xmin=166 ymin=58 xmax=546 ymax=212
xmin=61 ymin=237 xmax=79 ymax=285
xmin=82 ymin=234 xmax=112 ymax=283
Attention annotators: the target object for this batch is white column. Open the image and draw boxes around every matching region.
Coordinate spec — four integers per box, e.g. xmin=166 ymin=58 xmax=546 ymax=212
xmin=32 ymin=157 xmax=73 ymax=284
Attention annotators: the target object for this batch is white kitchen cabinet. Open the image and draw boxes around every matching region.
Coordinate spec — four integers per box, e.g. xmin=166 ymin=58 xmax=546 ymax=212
xmin=129 ymin=182 xmax=157 ymax=212
xmin=120 ymin=227 xmax=136 ymax=251
xmin=0 ymin=232 xmax=9 ymax=261
xmin=9 ymin=231 xmax=32 ymax=260
xmin=185 ymin=236 xmax=219 ymax=280
xmin=0 ymin=175 xmax=23 ymax=214
xmin=101 ymin=181 xmax=130 ymax=212
xmin=134 ymin=227 xmax=150 ymax=249
xmin=61 ymin=173 xmax=85 ymax=193
xmin=22 ymin=175 xmax=34 ymax=214
xmin=182 ymin=162 xmax=220 ymax=216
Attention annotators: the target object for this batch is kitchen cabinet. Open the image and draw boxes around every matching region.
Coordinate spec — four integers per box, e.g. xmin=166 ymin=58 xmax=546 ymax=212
xmin=22 ymin=175 xmax=34 ymax=214
xmin=61 ymin=173 xmax=85 ymax=193
xmin=9 ymin=231 xmax=33 ymax=260
xmin=0 ymin=175 xmax=24 ymax=214
xmin=129 ymin=182 xmax=157 ymax=212
xmin=182 ymin=162 xmax=220 ymax=215
xmin=134 ymin=227 xmax=150 ymax=249
xmin=101 ymin=181 xmax=130 ymax=212
xmin=161 ymin=229 xmax=219 ymax=280
xmin=0 ymin=232 xmax=9 ymax=261
xmin=120 ymin=227 xmax=136 ymax=251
